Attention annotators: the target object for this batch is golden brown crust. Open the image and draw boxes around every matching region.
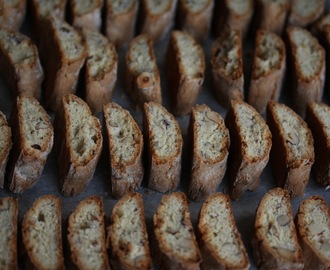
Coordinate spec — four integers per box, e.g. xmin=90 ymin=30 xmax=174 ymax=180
xmin=0 ymin=0 xmax=26 ymax=30
xmin=0 ymin=111 xmax=12 ymax=189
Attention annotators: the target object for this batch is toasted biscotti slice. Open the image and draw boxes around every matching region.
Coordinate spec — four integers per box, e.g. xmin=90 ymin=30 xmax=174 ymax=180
xmin=166 ymin=31 xmax=205 ymax=116
xmin=296 ymin=196 xmax=330 ymax=269
xmin=0 ymin=0 xmax=26 ymax=30
xmin=21 ymin=195 xmax=64 ymax=270
xmin=107 ymin=193 xmax=152 ymax=270
xmin=286 ymin=26 xmax=325 ymax=118
xmin=67 ymin=196 xmax=110 ymax=270
xmin=211 ymin=29 xmax=244 ymax=109
xmin=153 ymin=192 xmax=202 ymax=269
xmin=30 ymin=0 xmax=66 ymax=22
xmin=188 ymin=104 xmax=230 ymax=202
xmin=54 ymin=94 xmax=102 ymax=196
xmin=225 ymin=99 xmax=272 ymax=200
xmin=252 ymin=188 xmax=303 ymax=270
xmin=267 ymin=101 xmax=314 ymax=197
xmin=0 ymin=29 xmax=44 ymax=100
xmin=248 ymin=30 xmax=286 ymax=115
xmin=7 ymin=95 xmax=53 ymax=194
xmin=103 ymin=102 xmax=144 ymax=198
xmin=0 ymin=112 xmax=12 ymax=189
xmin=126 ymin=34 xmax=162 ymax=109
xmin=83 ymin=29 xmax=118 ymax=114
xmin=143 ymin=102 xmax=183 ymax=193
xmin=0 ymin=197 xmax=18 ymax=270
xmin=288 ymin=0 xmax=325 ymax=27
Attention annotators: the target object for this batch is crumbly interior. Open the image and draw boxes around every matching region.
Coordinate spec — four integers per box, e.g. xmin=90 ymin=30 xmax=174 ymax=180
xmin=312 ymin=103 xmax=330 ymax=139
xmin=73 ymin=0 xmax=100 ymax=15
xmin=146 ymin=0 xmax=171 ymax=15
xmin=227 ymin=0 xmax=252 ymax=15
xmin=292 ymin=0 xmax=322 ymax=17
xmin=35 ymin=0 xmax=63 ymax=17
xmin=0 ymin=114 xmax=10 ymax=159
xmin=184 ymin=0 xmax=209 ymax=12
xmin=109 ymin=0 xmax=135 ymax=13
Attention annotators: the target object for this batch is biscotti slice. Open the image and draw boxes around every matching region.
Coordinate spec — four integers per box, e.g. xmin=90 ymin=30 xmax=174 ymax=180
xmin=312 ymin=12 xmax=330 ymax=38
xmin=0 ymin=0 xmax=26 ymax=30
xmin=225 ymin=99 xmax=272 ymax=200
xmin=126 ymin=34 xmax=162 ymax=109
xmin=306 ymin=102 xmax=330 ymax=186
xmin=288 ymin=0 xmax=325 ymax=27
xmin=107 ymin=193 xmax=152 ymax=270
xmin=0 ymin=29 xmax=44 ymax=99
xmin=7 ymin=95 xmax=53 ymax=194
xmin=30 ymin=0 xmax=66 ymax=22
xmin=211 ymin=29 xmax=243 ymax=109
xmin=67 ymin=196 xmax=110 ymax=270
xmin=248 ymin=30 xmax=286 ymax=115
xmin=267 ymin=101 xmax=314 ymax=196
xmin=296 ymin=196 xmax=330 ymax=269
xmin=54 ymin=94 xmax=102 ymax=196
xmin=21 ymin=195 xmax=64 ymax=270
xmin=0 ymin=197 xmax=18 ymax=270
xmin=286 ymin=26 xmax=325 ymax=118
xmin=83 ymin=29 xmax=118 ymax=114
xmin=153 ymin=192 xmax=202 ymax=269
xmin=0 ymin=112 xmax=12 ymax=189
xmin=166 ymin=31 xmax=205 ymax=116
xmin=103 ymin=102 xmax=144 ymax=198
xmin=252 ymin=188 xmax=303 ymax=270
xmin=188 ymin=104 xmax=230 ymax=202
xmin=198 ymin=193 xmax=249 ymax=270
xmin=143 ymin=102 xmax=183 ymax=193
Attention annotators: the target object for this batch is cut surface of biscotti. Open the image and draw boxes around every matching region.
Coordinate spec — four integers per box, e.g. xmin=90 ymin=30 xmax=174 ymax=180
xmin=289 ymin=0 xmax=325 ymax=27
xmin=252 ymin=188 xmax=303 ymax=269
xmin=0 ymin=111 xmax=12 ymax=189
xmin=103 ymin=102 xmax=144 ymax=198
xmin=0 ymin=0 xmax=26 ymax=30
xmin=22 ymin=195 xmax=64 ymax=270
xmin=153 ymin=192 xmax=202 ymax=269
xmin=143 ymin=102 xmax=182 ymax=193
xmin=225 ymin=99 xmax=272 ymax=200
xmin=0 ymin=197 xmax=18 ymax=270
xmin=189 ymin=104 xmax=230 ymax=201
xmin=67 ymin=196 xmax=109 ymax=270
xmin=30 ymin=0 xmax=66 ymax=21
xmin=198 ymin=193 xmax=249 ymax=270
xmin=107 ymin=193 xmax=152 ymax=269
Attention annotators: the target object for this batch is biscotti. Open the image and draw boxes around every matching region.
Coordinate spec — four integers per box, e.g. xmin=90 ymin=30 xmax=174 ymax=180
xmin=296 ymin=196 xmax=330 ymax=269
xmin=188 ymin=104 xmax=230 ymax=202
xmin=143 ymin=102 xmax=183 ymax=193
xmin=67 ymin=196 xmax=110 ymax=270
xmin=54 ymin=94 xmax=102 ymax=196
xmin=21 ymin=195 xmax=64 ymax=270
xmin=0 ymin=112 xmax=12 ymax=189
xmin=107 ymin=193 xmax=152 ymax=270
xmin=267 ymin=101 xmax=314 ymax=197
xmin=103 ymin=102 xmax=144 ymax=198
xmin=306 ymin=102 xmax=330 ymax=186
xmin=0 ymin=0 xmax=26 ymax=30
xmin=7 ymin=95 xmax=54 ymax=194
xmin=248 ymin=30 xmax=286 ymax=115
xmin=313 ymin=12 xmax=330 ymax=38
xmin=0 ymin=197 xmax=18 ymax=270
xmin=30 ymin=0 xmax=66 ymax=22
xmin=225 ymin=99 xmax=272 ymax=200
xmin=198 ymin=193 xmax=250 ymax=270
xmin=288 ymin=0 xmax=325 ymax=27
xmin=0 ymin=29 xmax=44 ymax=99
xmin=153 ymin=192 xmax=202 ymax=269
xmin=211 ymin=29 xmax=244 ymax=109
xmin=252 ymin=188 xmax=303 ymax=270
xmin=83 ymin=29 xmax=118 ymax=114
xmin=166 ymin=31 xmax=205 ymax=116
xmin=126 ymin=34 xmax=162 ymax=109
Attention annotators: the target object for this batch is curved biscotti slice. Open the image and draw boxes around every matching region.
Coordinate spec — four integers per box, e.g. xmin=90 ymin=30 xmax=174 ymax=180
xmin=126 ymin=34 xmax=162 ymax=109
xmin=67 ymin=196 xmax=110 ymax=270
xmin=248 ymin=30 xmax=286 ymax=115
xmin=0 ymin=112 xmax=12 ymax=189
xmin=107 ymin=193 xmax=152 ymax=270
xmin=286 ymin=26 xmax=325 ymax=118
xmin=188 ymin=104 xmax=230 ymax=202
xmin=153 ymin=192 xmax=202 ymax=269
xmin=103 ymin=102 xmax=144 ymax=198
xmin=7 ymin=95 xmax=54 ymax=194
xmin=288 ymin=0 xmax=325 ymax=27
xmin=30 ymin=0 xmax=66 ymax=22
xmin=306 ymin=102 xmax=330 ymax=186
xmin=143 ymin=102 xmax=182 ymax=193
xmin=21 ymin=195 xmax=64 ymax=270
xmin=252 ymin=188 xmax=303 ymax=270
xmin=267 ymin=101 xmax=314 ymax=196
xmin=0 ymin=29 xmax=44 ymax=99
xmin=0 ymin=197 xmax=18 ymax=270
xmin=54 ymin=94 xmax=102 ymax=196
xmin=167 ymin=31 xmax=205 ymax=116
xmin=198 ymin=193 xmax=249 ymax=270
xmin=0 ymin=0 xmax=26 ymax=30
xmin=211 ymin=29 xmax=244 ymax=109
xmin=83 ymin=29 xmax=118 ymax=114
xmin=296 ymin=196 xmax=330 ymax=269
xmin=225 ymin=99 xmax=272 ymax=200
